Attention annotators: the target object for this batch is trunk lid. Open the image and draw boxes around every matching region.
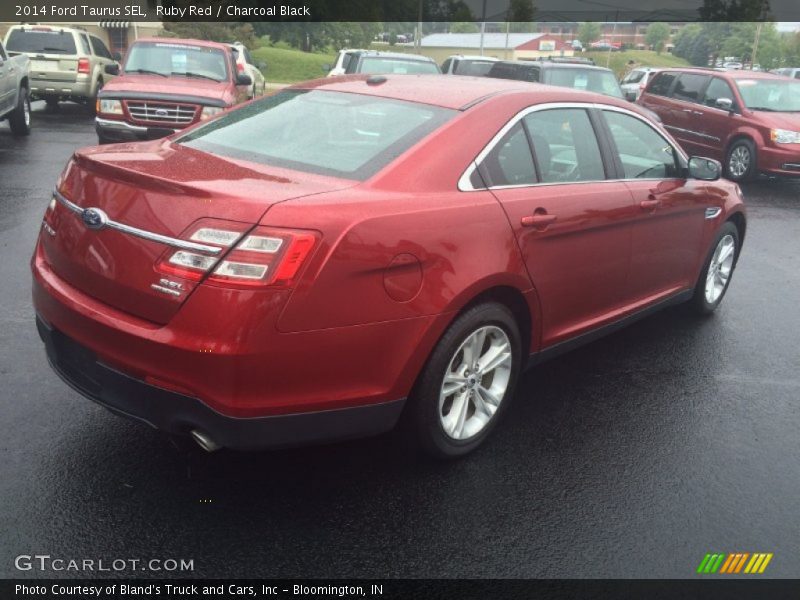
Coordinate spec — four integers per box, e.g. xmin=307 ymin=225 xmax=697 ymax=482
xmin=43 ymin=140 xmax=355 ymax=324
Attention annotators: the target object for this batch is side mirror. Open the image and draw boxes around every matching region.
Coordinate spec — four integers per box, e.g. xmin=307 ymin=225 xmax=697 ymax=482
xmin=688 ymin=156 xmax=722 ymax=181
xmin=715 ymin=97 xmax=734 ymax=112
xmin=236 ymin=73 xmax=252 ymax=86
xmin=104 ymin=64 xmax=119 ymax=76
xmin=112 ymin=52 xmax=122 ymax=62
xmin=322 ymin=64 xmax=331 ymax=72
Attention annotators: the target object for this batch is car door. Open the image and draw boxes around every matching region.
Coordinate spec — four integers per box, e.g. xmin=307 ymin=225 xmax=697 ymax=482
xmin=483 ymin=106 xmax=638 ymax=346
xmin=664 ymin=72 xmax=713 ymax=156
xmin=0 ymin=43 xmax=12 ymax=113
xmin=696 ymin=76 xmax=741 ymax=161
xmin=600 ymin=108 xmax=709 ymax=303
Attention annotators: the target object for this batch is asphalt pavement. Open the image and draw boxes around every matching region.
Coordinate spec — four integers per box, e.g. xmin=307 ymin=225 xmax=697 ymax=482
xmin=1 ymin=102 xmax=798 ymax=579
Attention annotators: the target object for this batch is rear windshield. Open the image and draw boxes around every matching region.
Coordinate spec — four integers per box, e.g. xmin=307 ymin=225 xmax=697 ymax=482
xmin=358 ymin=57 xmax=440 ymax=75
xmin=124 ymin=41 xmax=228 ymax=81
xmin=177 ymin=90 xmax=455 ymax=180
xmin=547 ymin=68 xmax=624 ymax=98
xmin=621 ymin=70 xmax=646 ymax=84
xmin=454 ymin=60 xmax=496 ymax=77
xmin=6 ymin=29 xmax=77 ymax=54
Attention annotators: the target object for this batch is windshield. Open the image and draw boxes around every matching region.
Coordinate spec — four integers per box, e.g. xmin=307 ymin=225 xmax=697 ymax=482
xmin=735 ymin=79 xmax=800 ymax=112
xmin=454 ymin=60 xmax=496 ymax=77
xmin=548 ymin=68 xmax=624 ymax=98
xmin=358 ymin=57 xmax=440 ymax=75
xmin=124 ymin=41 xmax=228 ymax=81
xmin=177 ymin=90 xmax=455 ymax=180
xmin=6 ymin=29 xmax=76 ymax=54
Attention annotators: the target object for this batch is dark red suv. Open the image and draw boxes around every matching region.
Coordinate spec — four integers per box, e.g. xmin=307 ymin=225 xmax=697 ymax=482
xmin=33 ymin=76 xmax=746 ymax=458
xmin=638 ymin=68 xmax=800 ymax=181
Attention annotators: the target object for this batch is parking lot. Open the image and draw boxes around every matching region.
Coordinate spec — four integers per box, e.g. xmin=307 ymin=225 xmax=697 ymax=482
xmin=1 ymin=102 xmax=799 ymax=578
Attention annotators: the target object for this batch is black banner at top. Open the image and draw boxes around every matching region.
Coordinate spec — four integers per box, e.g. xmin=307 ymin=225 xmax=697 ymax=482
xmin=1 ymin=0 xmax=798 ymax=23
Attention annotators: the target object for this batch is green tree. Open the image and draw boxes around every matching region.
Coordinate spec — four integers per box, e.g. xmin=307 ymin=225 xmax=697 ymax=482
xmin=450 ymin=22 xmax=479 ymax=34
xmin=577 ymin=22 xmax=601 ymax=47
xmin=672 ymin=23 xmax=701 ymax=61
xmin=645 ymin=22 xmax=670 ymax=54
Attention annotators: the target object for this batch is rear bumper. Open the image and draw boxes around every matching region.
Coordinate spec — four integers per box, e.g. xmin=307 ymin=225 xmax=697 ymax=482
xmin=37 ymin=315 xmax=405 ymax=450
xmin=31 ymin=79 xmax=92 ymax=100
xmin=96 ymin=117 xmax=176 ymax=142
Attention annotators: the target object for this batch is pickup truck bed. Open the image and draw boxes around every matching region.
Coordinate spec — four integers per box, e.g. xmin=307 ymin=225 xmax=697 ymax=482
xmin=0 ymin=40 xmax=31 ymax=135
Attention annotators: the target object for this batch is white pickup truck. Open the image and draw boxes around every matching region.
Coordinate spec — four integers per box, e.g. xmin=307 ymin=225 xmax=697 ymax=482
xmin=0 ymin=39 xmax=31 ymax=135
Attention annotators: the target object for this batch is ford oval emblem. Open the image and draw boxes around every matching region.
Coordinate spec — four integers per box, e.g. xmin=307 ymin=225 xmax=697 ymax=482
xmin=155 ymin=108 xmax=168 ymax=117
xmin=81 ymin=207 xmax=109 ymax=230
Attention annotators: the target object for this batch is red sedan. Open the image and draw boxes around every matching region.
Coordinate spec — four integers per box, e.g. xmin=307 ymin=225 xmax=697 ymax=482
xmin=32 ymin=75 xmax=746 ymax=458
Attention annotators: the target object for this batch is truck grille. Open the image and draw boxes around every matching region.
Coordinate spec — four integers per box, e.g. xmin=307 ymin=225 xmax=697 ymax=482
xmin=124 ymin=100 xmax=197 ymax=125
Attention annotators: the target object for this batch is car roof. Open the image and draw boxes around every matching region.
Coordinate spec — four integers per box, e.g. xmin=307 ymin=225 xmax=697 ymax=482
xmin=447 ymin=55 xmax=499 ymax=61
xmin=290 ymin=74 xmax=637 ymax=111
xmin=493 ymin=60 xmax=613 ymax=73
xmin=8 ymin=24 xmax=85 ymax=34
xmin=657 ymin=67 xmax=787 ymax=81
xmin=352 ymin=51 xmax=436 ymax=62
xmin=133 ymin=37 xmax=232 ymax=51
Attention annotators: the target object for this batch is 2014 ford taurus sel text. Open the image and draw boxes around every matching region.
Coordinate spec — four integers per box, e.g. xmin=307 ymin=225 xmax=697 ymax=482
xmin=32 ymin=75 xmax=746 ymax=458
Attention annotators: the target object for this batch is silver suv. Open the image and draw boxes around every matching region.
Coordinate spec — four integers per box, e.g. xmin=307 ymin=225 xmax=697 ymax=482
xmin=3 ymin=24 xmax=118 ymax=108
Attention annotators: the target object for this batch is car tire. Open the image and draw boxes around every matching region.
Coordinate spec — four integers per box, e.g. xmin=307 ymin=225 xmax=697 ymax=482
xmin=690 ymin=222 xmax=740 ymax=315
xmin=8 ymin=87 xmax=31 ymax=136
xmin=409 ymin=302 xmax=522 ymax=459
xmin=725 ymin=139 xmax=757 ymax=182
xmin=89 ymin=79 xmax=103 ymax=114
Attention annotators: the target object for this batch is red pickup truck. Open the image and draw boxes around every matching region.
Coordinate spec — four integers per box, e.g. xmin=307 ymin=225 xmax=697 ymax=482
xmin=95 ymin=38 xmax=252 ymax=143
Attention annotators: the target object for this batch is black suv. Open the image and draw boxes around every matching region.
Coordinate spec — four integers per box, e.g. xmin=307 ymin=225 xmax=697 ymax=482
xmin=486 ymin=60 xmax=625 ymax=99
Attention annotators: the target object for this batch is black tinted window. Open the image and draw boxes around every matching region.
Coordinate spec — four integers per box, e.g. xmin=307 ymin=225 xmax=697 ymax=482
xmin=478 ymin=123 xmax=537 ymax=187
xmin=603 ymin=111 xmax=682 ymax=179
xmin=6 ymin=29 xmax=77 ymax=54
xmin=488 ymin=63 xmax=538 ymax=82
xmin=672 ymin=73 xmax=709 ymax=103
xmin=453 ymin=59 xmax=496 ymax=77
xmin=523 ymin=108 xmax=605 ymax=183
xmin=90 ymin=36 xmax=112 ymax=59
xmin=647 ymin=72 xmax=676 ymax=96
xmin=441 ymin=58 xmax=452 ymax=73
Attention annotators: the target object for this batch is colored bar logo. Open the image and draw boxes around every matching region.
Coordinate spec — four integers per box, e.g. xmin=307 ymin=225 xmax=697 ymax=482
xmin=697 ymin=552 xmax=773 ymax=574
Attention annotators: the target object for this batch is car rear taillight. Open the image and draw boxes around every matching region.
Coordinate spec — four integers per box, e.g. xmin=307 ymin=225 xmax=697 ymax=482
xmin=77 ymin=58 xmax=90 ymax=74
xmin=208 ymin=227 xmax=318 ymax=288
xmin=154 ymin=221 xmax=318 ymax=288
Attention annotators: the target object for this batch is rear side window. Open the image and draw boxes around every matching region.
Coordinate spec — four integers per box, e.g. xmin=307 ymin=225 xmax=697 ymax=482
xmin=90 ymin=36 xmax=112 ymax=59
xmin=488 ymin=63 xmax=538 ymax=82
xmin=177 ymin=90 xmax=455 ymax=181
xmin=5 ymin=29 xmax=77 ymax=54
xmin=441 ymin=58 xmax=453 ymax=74
xmin=546 ymin=68 xmax=624 ymax=98
xmin=523 ymin=108 xmax=605 ymax=183
xmin=647 ymin=72 xmax=676 ymax=96
xmin=603 ymin=111 xmax=682 ymax=179
xmin=478 ymin=123 xmax=537 ymax=187
xmin=672 ymin=73 xmax=709 ymax=103
xmin=79 ymin=34 xmax=91 ymax=55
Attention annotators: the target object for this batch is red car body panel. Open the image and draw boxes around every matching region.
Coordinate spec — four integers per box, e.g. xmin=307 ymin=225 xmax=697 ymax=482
xmin=639 ymin=69 xmax=800 ymax=176
xmin=33 ymin=75 xmax=746 ymax=449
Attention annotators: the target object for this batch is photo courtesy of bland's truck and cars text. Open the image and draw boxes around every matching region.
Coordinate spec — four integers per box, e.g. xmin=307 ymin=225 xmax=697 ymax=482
xmin=1 ymin=0 xmax=799 ymax=598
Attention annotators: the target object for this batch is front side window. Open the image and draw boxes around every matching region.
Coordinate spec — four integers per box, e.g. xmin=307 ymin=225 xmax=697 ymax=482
xmin=703 ymin=78 xmax=735 ymax=108
xmin=124 ymin=41 xmax=228 ymax=81
xmin=477 ymin=123 xmax=537 ymax=187
xmin=177 ymin=90 xmax=455 ymax=181
xmin=672 ymin=73 xmax=710 ymax=103
xmin=523 ymin=108 xmax=606 ymax=183
xmin=603 ymin=111 xmax=682 ymax=179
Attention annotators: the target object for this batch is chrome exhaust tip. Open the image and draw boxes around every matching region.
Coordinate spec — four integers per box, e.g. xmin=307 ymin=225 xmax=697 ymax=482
xmin=190 ymin=429 xmax=221 ymax=453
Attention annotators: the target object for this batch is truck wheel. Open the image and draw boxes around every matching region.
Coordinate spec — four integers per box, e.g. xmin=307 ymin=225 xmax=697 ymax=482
xmin=8 ymin=88 xmax=31 ymax=136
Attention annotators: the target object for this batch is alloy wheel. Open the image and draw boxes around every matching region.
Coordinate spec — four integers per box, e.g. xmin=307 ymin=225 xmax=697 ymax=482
xmin=438 ymin=325 xmax=512 ymax=441
xmin=705 ymin=234 xmax=735 ymax=304
xmin=728 ymin=146 xmax=750 ymax=179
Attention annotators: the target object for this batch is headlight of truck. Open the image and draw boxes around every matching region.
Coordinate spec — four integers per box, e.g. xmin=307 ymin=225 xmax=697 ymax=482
xmin=200 ymin=106 xmax=224 ymax=121
xmin=770 ymin=129 xmax=800 ymax=144
xmin=97 ymin=99 xmax=123 ymax=115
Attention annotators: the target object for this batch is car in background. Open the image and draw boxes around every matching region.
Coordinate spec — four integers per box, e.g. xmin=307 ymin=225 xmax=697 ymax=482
xmin=723 ymin=61 xmax=743 ymax=70
xmin=639 ymin=68 xmax=800 ymax=181
xmin=590 ymin=40 xmax=621 ymax=51
xmin=324 ymin=48 xmax=369 ymax=77
xmin=565 ymin=40 xmax=584 ymax=51
xmin=620 ymin=67 xmax=660 ymax=101
xmin=33 ymin=75 xmax=745 ymax=458
xmin=3 ymin=24 xmax=118 ymax=109
xmin=772 ymin=67 xmax=800 ymax=79
xmin=95 ymin=38 xmax=251 ymax=144
xmin=0 ymin=39 xmax=31 ymax=135
xmin=338 ymin=51 xmax=440 ymax=75
xmin=487 ymin=60 xmax=625 ymax=99
xmin=441 ymin=55 xmax=498 ymax=76
xmin=230 ymin=42 xmax=266 ymax=99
